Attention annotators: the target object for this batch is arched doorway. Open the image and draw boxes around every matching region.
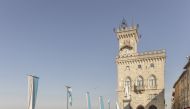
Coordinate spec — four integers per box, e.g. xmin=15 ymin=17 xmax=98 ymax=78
xmin=136 ymin=105 xmax=144 ymax=109
xmin=149 ymin=105 xmax=157 ymax=109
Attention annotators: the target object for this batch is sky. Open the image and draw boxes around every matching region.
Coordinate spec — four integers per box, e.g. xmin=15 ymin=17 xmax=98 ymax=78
xmin=0 ymin=0 xmax=190 ymax=109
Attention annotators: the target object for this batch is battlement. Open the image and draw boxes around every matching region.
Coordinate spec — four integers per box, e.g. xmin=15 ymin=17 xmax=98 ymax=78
xmin=114 ymin=18 xmax=139 ymax=33
xmin=117 ymin=49 xmax=166 ymax=58
xmin=114 ymin=25 xmax=138 ymax=33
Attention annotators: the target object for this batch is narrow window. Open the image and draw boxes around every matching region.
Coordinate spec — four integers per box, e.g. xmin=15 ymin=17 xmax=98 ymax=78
xmin=126 ymin=66 xmax=130 ymax=70
xmin=149 ymin=75 xmax=156 ymax=88
xmin=138 ymin=65 xmax=142 ymax=69
xmin=137 ymin=76 xmax=143 ymax=87
xmin=150 ymin=63 xmax=154 ymax=68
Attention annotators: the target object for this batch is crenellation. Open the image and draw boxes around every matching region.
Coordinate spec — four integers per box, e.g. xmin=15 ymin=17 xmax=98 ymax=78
xmin=116 ymin=56 xmax=165 ymax=65
xmin=117 ymin=50 xmax=166 ymax=59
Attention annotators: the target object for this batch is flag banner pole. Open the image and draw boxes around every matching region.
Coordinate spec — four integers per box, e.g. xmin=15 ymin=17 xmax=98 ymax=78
xmin=27 ymin=75 xmax=39 ymax=109
xmin=67 ymin=88 xmax=68 ymax=109
xmin=108 ymin=99 xmax=110 ymax=109
xmin=86 ymin=92 xmax=91 ymax=109
xmin=66 ymin=86 xmax=72 ymax=109
xmin=99 ymin=96 xmax=104 ymax=109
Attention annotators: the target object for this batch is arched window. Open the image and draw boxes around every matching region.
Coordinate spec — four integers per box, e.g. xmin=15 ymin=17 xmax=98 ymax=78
xmin=148 ymin=75 xmax=156 ymax=88
xmin=138 ymin=64 xmax=142 ymax=69
xmin=150 ymin=63 xmax=154 ymax=68
xmin=149 ymin=105 xmax=157 ymax=109
xmin=136 ymin=105 xmax=144 ymax=109
xmin=136 ymin=76 xmax=143 ymax=87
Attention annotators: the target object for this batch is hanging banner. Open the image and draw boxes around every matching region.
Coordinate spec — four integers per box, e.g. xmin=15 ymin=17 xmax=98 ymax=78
xmin=86 ymin=92 xmax=91 ymax=109
xmin=99 ymin=96 xmax=104 ymax=109
xmin=28 ymin=75 xmax=39 ymax=109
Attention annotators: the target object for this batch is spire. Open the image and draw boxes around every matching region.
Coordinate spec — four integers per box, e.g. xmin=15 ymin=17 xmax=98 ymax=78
xmin=120 ymin=18 xmax=128 ymax=29
xmin=122 ymin=18 xmax=127 ymax=25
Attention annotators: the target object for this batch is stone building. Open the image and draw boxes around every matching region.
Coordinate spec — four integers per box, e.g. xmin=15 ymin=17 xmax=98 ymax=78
xmin=172 ymin=57 xmax=190 ymax=109
xmin=114 ymin=19 xmax=166 ymax=109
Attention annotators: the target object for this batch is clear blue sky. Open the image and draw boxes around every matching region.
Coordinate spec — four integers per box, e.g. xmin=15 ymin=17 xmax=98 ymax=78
xmin=0 ymin=0 xmax=190 ymax=109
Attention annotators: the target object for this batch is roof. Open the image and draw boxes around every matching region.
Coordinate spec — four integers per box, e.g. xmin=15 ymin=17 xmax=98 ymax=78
xmin=173 ymin=70 xmax=187 ymax=88
xmin=173 ymin=57 xmax=190 ymax=88
xmin=184 ymin=57 xmax=190 ymax=69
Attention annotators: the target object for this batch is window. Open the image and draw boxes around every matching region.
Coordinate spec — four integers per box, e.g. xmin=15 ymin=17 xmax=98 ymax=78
xmin=137 ymin=76 xmax=143 ymax=87
xmin=148 ymin=75 xmax=156 ymax=88
xmin=150 ymin=63 xmax=154 ymax=68
xmin=149 ymin=105 xmax=157 ymax=109
xmin=138 ymin=65 xmax=142 ymax=69
xmin=125 ymin=77 xmax=131 ymax=88
xmin=126 ymin=66 xmax=130 ymax=70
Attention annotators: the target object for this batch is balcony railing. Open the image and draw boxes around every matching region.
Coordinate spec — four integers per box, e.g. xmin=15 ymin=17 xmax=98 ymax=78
xmin=123 ymin=97 xmax=131 ymax=102
xmin=134 ymin=85 xmax=145 ymax=93
xmin=136 ymin=86 xmax=144 ymax=90
xmin=148 ymin=85 xmax=157 ymax=89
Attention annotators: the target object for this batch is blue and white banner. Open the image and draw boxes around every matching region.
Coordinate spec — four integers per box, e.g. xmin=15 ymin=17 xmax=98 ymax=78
xmin=27 ymin=75 xmax=39 ymax=109
xmin=68 ymin=87 xmax=72 ymax=106
xmin=99 ymin=96 xmax=104 ymax=109
xmin=86 ymin=92 xmax=91 ymax=109
xmin=108 ymin=99 xmax=110 ymax=109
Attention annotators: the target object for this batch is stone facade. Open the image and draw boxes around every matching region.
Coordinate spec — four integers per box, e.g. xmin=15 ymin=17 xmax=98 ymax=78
xmin=114 ymin=19 xmax=166 ymax=109
xmin=172 ymin=57 xmax=190 ymax=109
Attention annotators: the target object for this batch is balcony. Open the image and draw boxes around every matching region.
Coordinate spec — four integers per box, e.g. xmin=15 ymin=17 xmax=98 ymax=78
xmin=134 ymin=85 xmax=145 ymax=93
xmin=136 ymin=86 xmax=144 ymax=91
xmin=148 ymin=85 xmax=157 ymax=89
xmin=123 ymin=98 xmax=131 ymax=102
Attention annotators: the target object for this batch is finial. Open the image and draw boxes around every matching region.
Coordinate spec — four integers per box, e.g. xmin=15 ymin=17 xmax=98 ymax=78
xmin=120 ymin=18 xmax=127 ymax=29
xmin=132 ymin=17 xmax=135 ymax=27
xmin=137 ymin=24 xmax=139 ymax=29
xmin=122 ymin=18 xmax=127 ymax=25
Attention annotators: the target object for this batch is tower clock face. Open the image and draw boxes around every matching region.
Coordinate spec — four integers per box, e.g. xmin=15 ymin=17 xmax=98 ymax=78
xmin=119 ymin=41 xmax=126 ymax=47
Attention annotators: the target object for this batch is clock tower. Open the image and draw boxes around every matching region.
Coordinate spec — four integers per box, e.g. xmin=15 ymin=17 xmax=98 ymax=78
xmin=114 ymin=19 xmax=140 ymax=55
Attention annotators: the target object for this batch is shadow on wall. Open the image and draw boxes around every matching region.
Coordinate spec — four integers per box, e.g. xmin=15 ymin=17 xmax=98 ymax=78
xmin=124 ymin=89 xmax=165 ymax=109
xmin=144 ymin=89 xmax=165 ymax=109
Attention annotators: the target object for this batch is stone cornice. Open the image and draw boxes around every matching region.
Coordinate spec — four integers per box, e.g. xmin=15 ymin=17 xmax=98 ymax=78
xmin=116 ymin=50 xmax=166 ymax=64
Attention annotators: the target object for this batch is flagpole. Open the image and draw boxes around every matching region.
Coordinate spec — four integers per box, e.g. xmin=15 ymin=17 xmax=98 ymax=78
xmin=65 ymin=86 xmax=70 ymax=109
xmin=108 ymin=100 xmax=110 ymax=109
xmin=86 ymin=92 xmax=91 ymax=109
xmin=67 ymin=88 xmax=68 ymax=109
xmin=27 ymin=75 xmax=39 ymax=109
